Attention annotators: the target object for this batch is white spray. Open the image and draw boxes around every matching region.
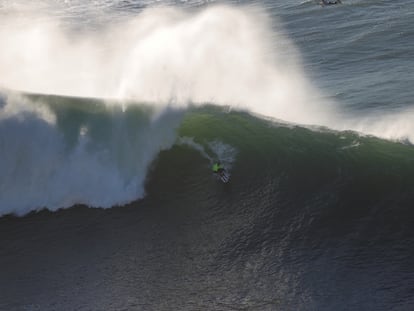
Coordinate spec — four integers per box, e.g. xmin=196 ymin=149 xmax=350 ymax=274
xmin=0 ymin=5 xmax=333 ymax=124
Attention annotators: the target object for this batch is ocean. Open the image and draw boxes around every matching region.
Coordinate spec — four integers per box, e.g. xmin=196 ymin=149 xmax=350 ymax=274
xmin=0 ymin=0 xmax=413 ymax=310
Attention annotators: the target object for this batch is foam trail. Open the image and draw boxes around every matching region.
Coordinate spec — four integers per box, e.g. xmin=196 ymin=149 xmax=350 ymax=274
xmin=177 ymin=137 xmax=237 ymax=170
xmin=208 ymin=140 xmax=237 ymax=170
xmin=177 ymin=137 xmax=213 ymax=162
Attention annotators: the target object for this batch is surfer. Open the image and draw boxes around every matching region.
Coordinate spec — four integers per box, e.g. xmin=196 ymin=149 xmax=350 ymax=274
xmin=213 ymin=162 xmax=230 ymax=183
xmin=212 ymin=162 xmax=225 ymax=174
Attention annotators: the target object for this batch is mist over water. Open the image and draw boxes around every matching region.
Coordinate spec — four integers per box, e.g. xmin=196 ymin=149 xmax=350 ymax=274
xmin=0 ymin=5 xmax=331 ymax=124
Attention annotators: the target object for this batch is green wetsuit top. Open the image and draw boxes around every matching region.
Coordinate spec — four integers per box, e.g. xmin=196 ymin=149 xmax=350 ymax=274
xmin=212 ymin=163 xmax=223 ymax=172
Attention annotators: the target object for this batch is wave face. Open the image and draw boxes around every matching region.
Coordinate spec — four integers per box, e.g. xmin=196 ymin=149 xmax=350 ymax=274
xmin=2 ymin=91 xmax=414 ymax=219
xmin=0 ymin=1 xmax=414 ymax=216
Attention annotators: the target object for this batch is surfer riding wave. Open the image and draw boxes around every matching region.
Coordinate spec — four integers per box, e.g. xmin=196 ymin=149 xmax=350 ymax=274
xmin=212 ymin=162 xmax=230 ymax=183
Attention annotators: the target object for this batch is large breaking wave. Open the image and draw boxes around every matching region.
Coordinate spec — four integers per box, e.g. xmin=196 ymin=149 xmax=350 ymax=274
xmin=0 ymin=4 xmax=413 ymax=216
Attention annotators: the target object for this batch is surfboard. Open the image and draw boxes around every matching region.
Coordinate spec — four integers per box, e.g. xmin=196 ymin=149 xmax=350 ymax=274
xmin=219 ymin=171 xmax=230 ymax=183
